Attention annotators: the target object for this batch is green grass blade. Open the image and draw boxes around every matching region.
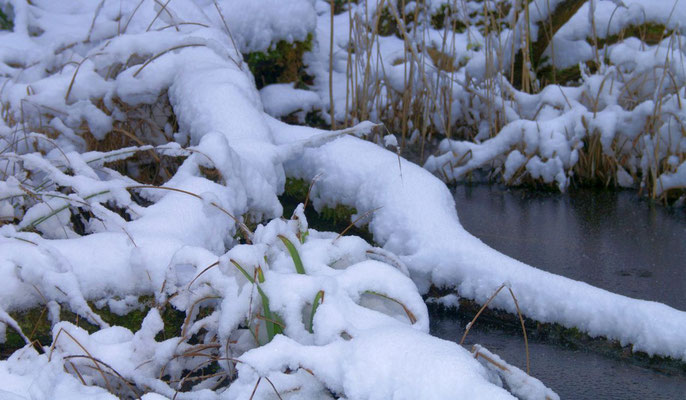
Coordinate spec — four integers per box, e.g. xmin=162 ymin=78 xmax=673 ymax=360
xmin=230 ymin=260 xmax=280 ymax=341
xmin=308 ymin=290 xmax=324 ymax=333
xmin=298 ymin=230 xmax=309 ymax=244
xmin=260 ymin=293 xmax=276 ymax=340
xmin=21 ymin=190 xmax=110 ymax=232
xmin=230 ymin=259 xmax=255 ymax=283
xmin=278 ymin=235 xmax=306 ymax=274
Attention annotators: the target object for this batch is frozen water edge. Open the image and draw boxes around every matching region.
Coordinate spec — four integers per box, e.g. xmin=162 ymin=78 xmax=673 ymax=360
xmin=271 ymin=118 xmax=686 ymax=362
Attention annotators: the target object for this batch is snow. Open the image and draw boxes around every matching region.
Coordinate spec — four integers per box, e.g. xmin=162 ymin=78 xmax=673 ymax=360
xmin=0 ymin=0 xmax=683 ymax=398
xmin=472 ymin=345 xmax=560 ymax=400
xmin=658 ymin=160 xmax=686 ymax=195
xmin=212 ymin=0 xmax=317 ymax=53
xmin=260 ymin=83 xmax=322 ymax=118
xmin=231 ymin=328 xmax=515 ymax=399
xmin=271 ymin=117 xmax=686 ymax=361
xmin=0 ymin=347 xmax=118 ymax=400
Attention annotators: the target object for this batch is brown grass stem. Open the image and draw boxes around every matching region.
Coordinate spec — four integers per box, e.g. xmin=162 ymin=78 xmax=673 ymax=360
xmin=50 ymin=327 xmax=114 ymax=394
xmin=459 ymin=283 xmax=531 ymax=375
xmin=133 ymin=44 xmax=206 ymax=78
xmin=63 ymin=354 xmax=141 ymax=399
xmin=126 ymin=185 xmax=253 ymax=242
xmin=334 ymin=207 xmax=381 ymax=242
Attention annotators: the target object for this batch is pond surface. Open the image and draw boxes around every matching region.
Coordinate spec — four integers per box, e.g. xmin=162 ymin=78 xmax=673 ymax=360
xmin=429 ymin=185 xmax=686 ymax=399
xmin=454 ymin=185 xmax=686 ymax=309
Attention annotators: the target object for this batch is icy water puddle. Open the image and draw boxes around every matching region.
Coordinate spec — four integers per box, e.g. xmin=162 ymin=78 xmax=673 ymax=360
xmin=430 ymin=185 xmax=686 ymax=399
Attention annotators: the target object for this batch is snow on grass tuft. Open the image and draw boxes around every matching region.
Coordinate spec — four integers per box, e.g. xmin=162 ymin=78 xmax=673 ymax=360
xmin=0 ymin=1 xmax=682 ymax=399
xmin=299 ymin=0 xmax=686 ymax=199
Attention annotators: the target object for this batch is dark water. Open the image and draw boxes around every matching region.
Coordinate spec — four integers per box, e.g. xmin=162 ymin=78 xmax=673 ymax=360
xmin=454 ymin=185 xmax=686 ymax=310
xmin=430 ymin=185 xmax=686 ymax=399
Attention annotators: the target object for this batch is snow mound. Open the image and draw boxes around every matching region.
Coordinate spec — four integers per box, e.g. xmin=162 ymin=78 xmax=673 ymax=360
xmin=0 ymin=0 xmax=683 ymax=399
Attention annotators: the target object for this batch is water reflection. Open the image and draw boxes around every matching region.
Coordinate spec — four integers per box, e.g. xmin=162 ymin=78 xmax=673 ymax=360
xmin=431 ymin=314 xmax=686 ymax=399
xmin=429 ymin=185 xmax=686 ymax=399
xmin=453 ymin=186 xmax=686 ymax=310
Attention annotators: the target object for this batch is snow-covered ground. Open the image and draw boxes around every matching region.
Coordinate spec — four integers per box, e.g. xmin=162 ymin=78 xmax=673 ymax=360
xmin=0 ymin=0 xmax=683 ymax=399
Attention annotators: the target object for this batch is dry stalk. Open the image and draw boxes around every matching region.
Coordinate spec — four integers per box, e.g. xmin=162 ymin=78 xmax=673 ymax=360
xmin=179 ymin=295 xmax=221 ymax=342
xmin=50 ymin=327 xmax=114 ymax=393
xmin=334 ymin=206 xmax=381 ymax=241
xmin=186 ymin=261 xmax=220 ymax=291
xmin=126 ymin=185 xmax=253 ymax=242
xmin=459 ymin=283 xmax=530 ymax=375
xmin=329 ymin=0 xmax=337 ymax=130
xmin=63 ymin=354 xmax=141 ymax=399
xmin=133 ymin=44 xmax=206 ymax=77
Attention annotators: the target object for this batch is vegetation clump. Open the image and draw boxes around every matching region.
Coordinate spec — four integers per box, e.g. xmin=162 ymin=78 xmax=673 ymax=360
xmin=245 ymin=35 xmax=314 ymax=89
xmin=310 ymin=0 xmax=686 ymax=203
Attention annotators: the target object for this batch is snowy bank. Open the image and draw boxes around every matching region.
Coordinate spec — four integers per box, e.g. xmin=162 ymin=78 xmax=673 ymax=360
xmin=0 ymin=0 xmax=683 ymax=399
xmin=302 ymin=0 xmax=686 ymax=199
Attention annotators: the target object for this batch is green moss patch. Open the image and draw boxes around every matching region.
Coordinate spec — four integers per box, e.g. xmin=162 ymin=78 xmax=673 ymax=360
xmin=1 ymin=297 xmax=187 ymax=356
xmin=595 ymin=23 xmax=669 ymax=48
xmin=0 ymin=6 xmax=13 ymax=31
xmin=282 ymin=178 xmax=374 ymax=243
xmin=245 ymin=35 xmax=314 ymax=89
xmin=431 ymin=4 xmax=466 ymax=32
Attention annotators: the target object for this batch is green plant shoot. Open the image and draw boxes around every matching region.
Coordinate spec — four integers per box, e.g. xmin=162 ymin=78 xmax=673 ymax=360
xmin=309 ymin=290 xmax=325 ymax=333
xmin=230 ymin=259 xmax=282 ymax=341
xmin=278 ymin=235 xmax=306 ymax=274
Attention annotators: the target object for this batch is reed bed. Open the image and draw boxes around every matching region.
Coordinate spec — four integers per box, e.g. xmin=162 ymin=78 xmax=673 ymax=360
xmin=319 ymin=0 xmax=686 ymax=203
